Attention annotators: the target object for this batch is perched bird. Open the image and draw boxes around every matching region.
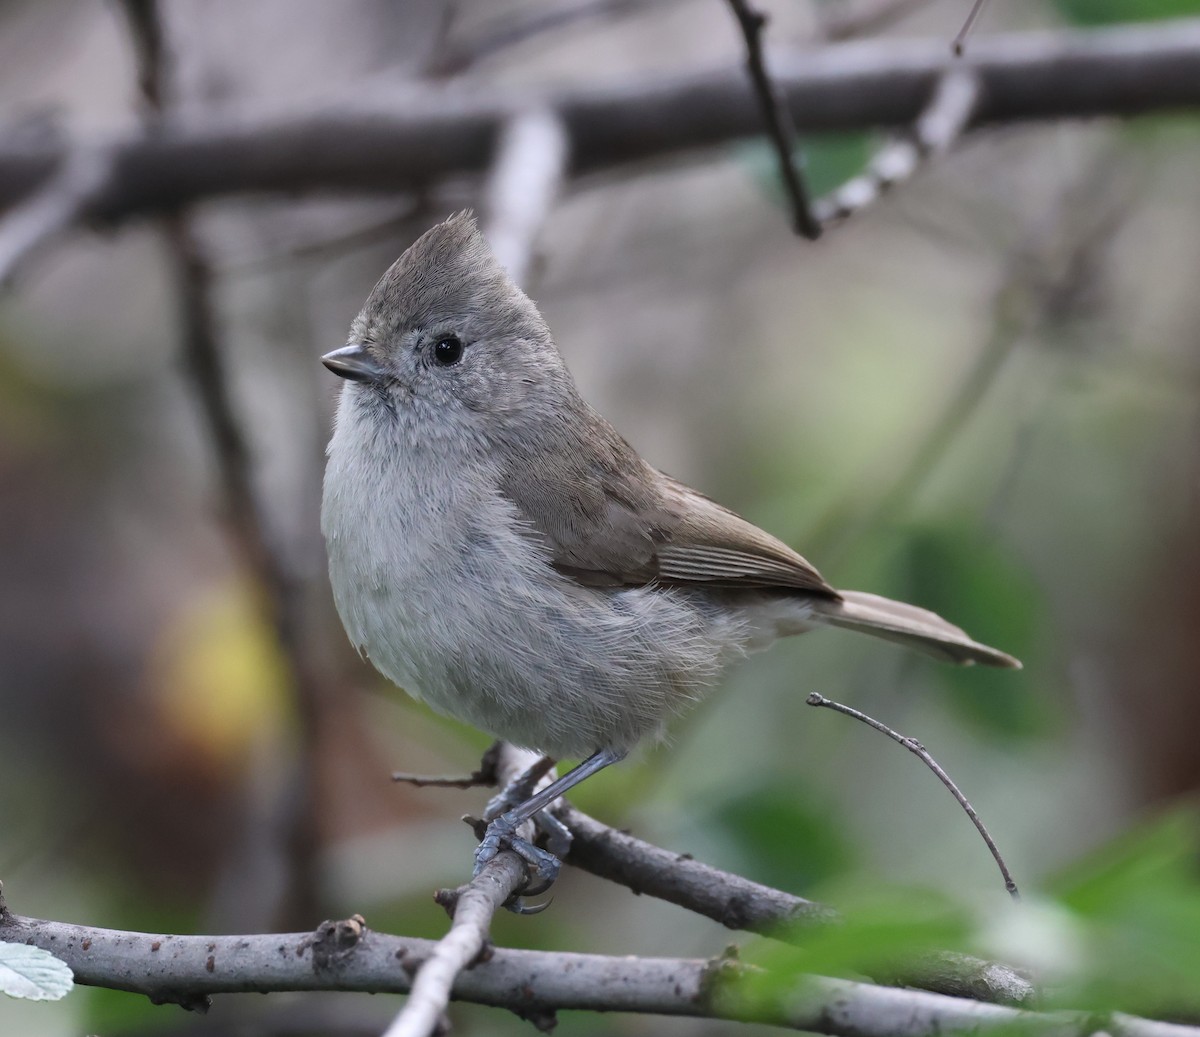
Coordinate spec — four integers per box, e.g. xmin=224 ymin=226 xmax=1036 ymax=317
xmin=321 ymin=212 xmax=1019 ymax=895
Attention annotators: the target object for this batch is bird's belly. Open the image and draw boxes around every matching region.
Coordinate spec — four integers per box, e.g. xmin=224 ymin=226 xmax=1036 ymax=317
xmin=330 ymin=531 xmax=738 ymax=757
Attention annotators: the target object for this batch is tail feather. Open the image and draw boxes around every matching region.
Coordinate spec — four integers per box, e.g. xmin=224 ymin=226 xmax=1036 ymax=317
xmin=814 ymin=590 xmax=1021 ymax=669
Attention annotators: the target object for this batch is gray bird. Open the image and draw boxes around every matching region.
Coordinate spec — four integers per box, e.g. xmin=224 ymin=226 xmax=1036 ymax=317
xmin=321 ymin=213 xmax=1019 ymax=898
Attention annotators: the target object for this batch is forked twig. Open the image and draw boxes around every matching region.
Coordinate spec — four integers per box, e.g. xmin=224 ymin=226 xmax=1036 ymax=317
xmin=806 ymin=693 xmax=1019 ymax=899
xmin=726 ymin=0 xmax=822 ymax=239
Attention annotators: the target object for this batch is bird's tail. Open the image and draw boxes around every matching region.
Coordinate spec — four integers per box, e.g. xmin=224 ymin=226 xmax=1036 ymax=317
xmin=812 ymin=590 xmax=1021 ymax=669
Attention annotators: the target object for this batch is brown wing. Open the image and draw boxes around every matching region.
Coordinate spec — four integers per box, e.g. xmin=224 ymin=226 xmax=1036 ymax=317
xmin=655 ymin=476 xmax=836 ymax=595
xmin=497 ymin=415 xmax=836 ymax=597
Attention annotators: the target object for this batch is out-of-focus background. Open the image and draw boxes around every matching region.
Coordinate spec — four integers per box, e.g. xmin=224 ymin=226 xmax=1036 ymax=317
xmin=2 ymin=0 xmax=1199 ymax=1034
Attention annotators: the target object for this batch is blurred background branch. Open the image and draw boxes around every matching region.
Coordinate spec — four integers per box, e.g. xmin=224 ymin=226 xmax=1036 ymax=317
xmin=1 ymin=21 xmax=1199 ymax=223
xmin=115 ymin=0 xmax=339 ymax=931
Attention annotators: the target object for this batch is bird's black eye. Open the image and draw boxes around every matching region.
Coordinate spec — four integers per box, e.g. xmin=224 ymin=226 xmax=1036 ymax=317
xmin=433 ymin=335 xmax=464 ymax=366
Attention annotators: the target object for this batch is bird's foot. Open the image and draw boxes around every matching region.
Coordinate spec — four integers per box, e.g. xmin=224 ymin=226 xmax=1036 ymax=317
xmin=473 ymin=811 xmax=564 ymax=912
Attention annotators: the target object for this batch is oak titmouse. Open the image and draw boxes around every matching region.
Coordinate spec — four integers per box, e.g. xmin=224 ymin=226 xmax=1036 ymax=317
xmin=321 ymin=213 xmax=1019 ymax=889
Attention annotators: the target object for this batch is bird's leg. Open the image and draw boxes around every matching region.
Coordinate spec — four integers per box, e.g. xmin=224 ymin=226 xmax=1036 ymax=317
xmin=483 ymin=754 xmax=575 ymax=866
xmin=483 ymin=754 xmax=557 ymax=821
xmin=473 ymin=746 xmax=627 ymax=900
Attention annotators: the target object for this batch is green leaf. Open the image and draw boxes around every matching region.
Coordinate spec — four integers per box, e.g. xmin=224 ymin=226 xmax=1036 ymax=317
xmin=1052 ymin=0 xmax=1200 ymax=25
xmin=0 ymin=942 xmax=74 ymax=1002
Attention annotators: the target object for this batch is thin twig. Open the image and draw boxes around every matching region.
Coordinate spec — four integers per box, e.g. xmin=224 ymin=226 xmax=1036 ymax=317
xmin=725 ymin=0 xmax=821 ymax=239
xmin=806 ymin=693 xmax=1019 ymax=899
xmin=392 ymin=771 xmax=496 ymax=789
xmin=953 ymin=0 xmax=991 ymax=55
xmin=382 ymin=856 xmax=527 ymax=1037
xmin=392 ymin=741 xmax=502 ymax=789
xmin=813 ymin=68 xmax=980 ymax=225
xmin=483 ymin=108 xmax=569 ymax=287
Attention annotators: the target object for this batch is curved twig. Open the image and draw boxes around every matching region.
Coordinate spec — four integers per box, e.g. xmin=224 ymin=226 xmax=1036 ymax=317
xmin=807 ymin=693 xmax=1019 ymax=899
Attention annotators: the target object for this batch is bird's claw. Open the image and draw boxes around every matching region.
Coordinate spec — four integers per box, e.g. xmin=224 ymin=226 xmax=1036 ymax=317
xmin=473 ymin=812 xmax=563 ymax=911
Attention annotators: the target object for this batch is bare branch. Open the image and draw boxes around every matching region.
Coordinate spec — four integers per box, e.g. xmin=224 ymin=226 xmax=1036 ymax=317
xmin=558 ymin=801 xmax=835 ymax=929
xmin=813 ymin=67 xmax=980 ymax=225
xmin=725 ymin=0 xmax=821 ymax=239
xmin=2 ymin=910 xmax=1195 ymax=1037
xmin=395 ymin=743 xmax=1032 ymax=1003
xmin=807 ymin=693 xmax=1019 ymax=899
xmin=383 ymin=856 xmax=527 ymax=1037
xmin=483 ymin=108 xmax=569 ymax=287
xmin=558 ymin=800 xmax=1032 ymax=1001
xmin=3 ymin=21 xmax=1195 ymax=224
xmin=392 ymin=738 xmax=503 ymax=789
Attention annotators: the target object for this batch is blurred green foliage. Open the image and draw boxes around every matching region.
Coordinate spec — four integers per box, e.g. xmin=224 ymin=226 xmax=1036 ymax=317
xmin=737 ymin=884 xmax=973 ymax=996
xmin=894 ymin=524 xmax=1060 ymax=741
xmin=708 ymin=782 xmax=856 ymax=892
xmin=1050 ymin=808 xmax=1200 ymax=1015
xmin=1052 ymin=0 xmax=1200 ymax=24
xmin=717 ymin=810 xmax=1200 ymax=1024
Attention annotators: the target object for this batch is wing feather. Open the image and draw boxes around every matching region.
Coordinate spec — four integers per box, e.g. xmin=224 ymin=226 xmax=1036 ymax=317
xmin=496 ymin=413 xmax=836 ymax=598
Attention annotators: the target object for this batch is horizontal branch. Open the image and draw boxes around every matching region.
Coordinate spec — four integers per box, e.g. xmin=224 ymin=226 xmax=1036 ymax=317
xmin=559 ymin=802 xmax=834 ymax=931
xmin=384 ymin=854 xmax=527 ymax=1037
xmin=557 ymin=803 xmax=1033 ymax=1005
xmin=398 ymin=746 xmax=1033 ymax=1007
xmin=1 ymin=20 xmax=1199 ymax=221
xmin=3 ymin=912 xmax=1195 ymax=1037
